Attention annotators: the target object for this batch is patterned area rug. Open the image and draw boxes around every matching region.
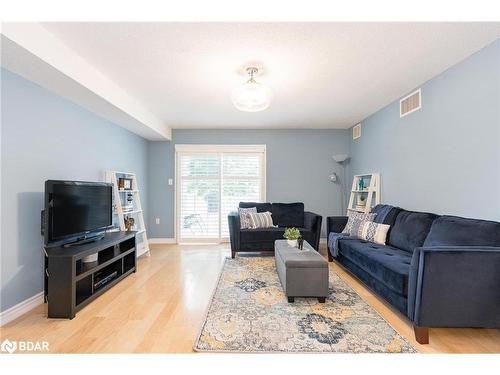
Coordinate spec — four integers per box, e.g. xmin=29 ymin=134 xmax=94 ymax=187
xmin=194 ymin=257 xmax=416 ymax=353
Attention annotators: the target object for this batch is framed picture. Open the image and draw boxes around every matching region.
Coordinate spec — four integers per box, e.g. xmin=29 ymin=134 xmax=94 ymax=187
xmin=118 ymin=177 xmax=133 ymax=190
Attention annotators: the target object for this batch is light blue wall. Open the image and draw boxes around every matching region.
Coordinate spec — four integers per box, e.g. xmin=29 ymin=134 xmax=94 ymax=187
xmin=349 ymin=39 xmax=500 ymax=220
xmin=148 ymin=129 xmax=351 ymax=238
xmin=0 ymin=69 xmax=149 ymax=312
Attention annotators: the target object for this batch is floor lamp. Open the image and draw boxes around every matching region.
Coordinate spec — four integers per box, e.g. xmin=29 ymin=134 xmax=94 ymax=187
xmin=330 ymin=154 xmax=350 ymax=215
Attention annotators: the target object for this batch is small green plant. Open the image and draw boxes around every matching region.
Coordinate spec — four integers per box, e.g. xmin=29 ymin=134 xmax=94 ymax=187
xmin=359 ymin=195 xmax=366 ymax=202
xmin=283 ymin=227 xmax=301 ymax=240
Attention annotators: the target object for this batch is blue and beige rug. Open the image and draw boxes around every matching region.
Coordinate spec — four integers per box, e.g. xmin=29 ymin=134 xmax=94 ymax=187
xmin=194 ymin=257 xmax=416 ymax=353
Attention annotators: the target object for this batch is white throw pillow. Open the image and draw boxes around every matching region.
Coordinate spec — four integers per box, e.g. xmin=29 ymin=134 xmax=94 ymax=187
xmin=248 ymin=211 xmax=275 ymax=229
xmin=342 ymin=211 xmax=376 ymax=236
xmin=238 ymin=207 xmax=257 ymax=229
xmin=358 ymin=221 xmax=390 ymax=245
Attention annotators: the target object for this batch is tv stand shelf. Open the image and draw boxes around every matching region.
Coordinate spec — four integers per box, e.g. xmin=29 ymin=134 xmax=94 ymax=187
xmin=75 ymin=247 xmax=135 ymax=281
xmin=44 ymin=231 xmax=137 ymax=319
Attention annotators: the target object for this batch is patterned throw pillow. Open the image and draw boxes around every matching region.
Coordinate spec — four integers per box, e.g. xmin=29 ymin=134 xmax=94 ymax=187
xmin=238 ymin=207 xmax=257 ymax=229
xmin=342 ymin=211 xmax=376 ymax=236
xmin=248 ymin=211 xmax=275 ymax=229
xmin=358 ymin=221 xmax=390 ymax=245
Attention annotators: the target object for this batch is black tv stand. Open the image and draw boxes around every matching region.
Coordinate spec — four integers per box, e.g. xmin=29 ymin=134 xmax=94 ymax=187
xmin=44 ymin=231 xmax=137 ymax=319
xmin=63 ymin=233 xmax=105 ymax=247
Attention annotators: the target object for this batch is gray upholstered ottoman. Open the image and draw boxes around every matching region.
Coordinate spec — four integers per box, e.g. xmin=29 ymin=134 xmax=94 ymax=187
xmin=275 ymin=239 xmax=329 ymax=303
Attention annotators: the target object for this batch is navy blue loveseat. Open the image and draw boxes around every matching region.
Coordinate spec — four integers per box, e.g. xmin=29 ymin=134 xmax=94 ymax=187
xmin=228 ymin=202 xmax=322 ymax=258
xmin=327 ymin=205 xmax=500 ymax=344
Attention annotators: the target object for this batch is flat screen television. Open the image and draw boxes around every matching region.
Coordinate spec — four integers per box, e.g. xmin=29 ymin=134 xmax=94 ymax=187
xmin=43 ymin=180 xmax=113 ymax=247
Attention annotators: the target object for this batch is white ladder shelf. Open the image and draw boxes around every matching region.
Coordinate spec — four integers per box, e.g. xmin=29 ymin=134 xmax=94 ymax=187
xmin=347 ymin=173 xmax=381 ymax=214
xmin=105 ymin=171 xmax=150 ymax=257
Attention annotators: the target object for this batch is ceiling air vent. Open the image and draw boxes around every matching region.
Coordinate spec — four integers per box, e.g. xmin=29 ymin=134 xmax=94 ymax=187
xmin=400 ymin=88 xmax=421 ymax=118
xmin=353 ymin=123 xmax=361 ymax=140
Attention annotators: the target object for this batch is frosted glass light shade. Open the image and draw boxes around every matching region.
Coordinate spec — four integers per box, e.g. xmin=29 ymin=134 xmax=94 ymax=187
xmin=231 ymin=81 xmax=273 ymax=112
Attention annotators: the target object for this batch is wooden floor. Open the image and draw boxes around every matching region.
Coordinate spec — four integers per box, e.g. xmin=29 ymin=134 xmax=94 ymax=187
xmin=1 ymin=244 xmax=499 ymax=353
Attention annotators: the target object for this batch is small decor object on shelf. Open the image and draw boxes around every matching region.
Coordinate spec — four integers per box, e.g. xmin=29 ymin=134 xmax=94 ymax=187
xmin=118 ymin=177 xmax=133 ymax=190
xmin=284 ymin=227 xmax=302 ymax=248
xmin=82 ymin=253 xmax=98 ymax=264
xmin=356 ymin=195 xmax=366 ymax=209
xmin=124 ymin=216 xmax=135 ymax=231
xmin=126 ymin=192 xmax=134 ymax=204
xmin=358 ymin=178 xmax=365 ymax=191
xmin=297 ymin=238 xmax=304 ymax=250
xmin=122 ymin=204 xmax=134 ymax=212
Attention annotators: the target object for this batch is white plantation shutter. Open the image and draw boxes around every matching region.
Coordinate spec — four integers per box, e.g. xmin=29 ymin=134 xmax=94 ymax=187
xmin=176 ymin=145 xmax=266 ymax=242
xmin=220 ymin=153 xmax=263 ymax=237
xmin=179 ymin=154 xmax=220 ymax=239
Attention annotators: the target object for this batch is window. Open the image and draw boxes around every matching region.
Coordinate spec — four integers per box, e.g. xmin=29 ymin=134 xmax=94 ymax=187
xmin=175 ymin=145 xmax=266 ymax=242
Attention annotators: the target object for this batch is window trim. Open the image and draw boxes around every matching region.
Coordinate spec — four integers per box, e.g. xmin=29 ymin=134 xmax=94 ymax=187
xmin=174 ymin=144 xmax=267 ymax=243
xmin=175 ymin=144 xmax=266 ymax=153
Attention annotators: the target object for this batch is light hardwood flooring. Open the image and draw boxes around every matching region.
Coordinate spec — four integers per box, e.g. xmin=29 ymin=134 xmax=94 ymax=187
xmin=1 ymin=244 xmax=499 ymax=353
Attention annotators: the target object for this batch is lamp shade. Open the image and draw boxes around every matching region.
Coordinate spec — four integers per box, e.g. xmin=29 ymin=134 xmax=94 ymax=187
xmin=333 ymin=154 xmax=349 ymax=163
xmin=231 ymin=81 xmax=273 ymax=112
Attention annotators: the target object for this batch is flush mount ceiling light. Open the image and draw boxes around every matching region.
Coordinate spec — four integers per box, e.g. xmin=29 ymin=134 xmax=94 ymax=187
xmin=231 ymin=67 xmax=273 ymax=112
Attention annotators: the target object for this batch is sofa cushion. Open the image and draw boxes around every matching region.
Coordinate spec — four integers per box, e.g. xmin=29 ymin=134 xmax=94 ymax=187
xmin=358 ymin=221 xmax=390 ymax=245
xmin=423 ymin=215 xmax=500 ymax=247
xmin=338 ymin=239 xmax=412 ymax=296
xmin=371 ymin=205 xmax=402 ymax=239
xmin=387 ymin=210 xmax=438 ymax=253
xmin=238 ymin=207 xmax=257 ymax=229
xmin=240 ymin=227 xmax=313 ymax=244
xmin=337 ymin=256 xmax=408 ymax=314
xmin=240 ymin=227 xmax=285 ymax=243
xmin=271 ymin=202 xmax=304 ymax=227
xmin=239 ymin=202 xmax=272 ymax=213
xmin=247 ymin=211 xmax=275 ymax=229
xmin=342 ymin=211 xmax=376 ymax=236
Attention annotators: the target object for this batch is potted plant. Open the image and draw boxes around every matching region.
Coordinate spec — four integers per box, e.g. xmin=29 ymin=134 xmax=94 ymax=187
xmin=284 ymin=227 xmax=302 ymax=248
xmin=358 ymin=194 xmax=366 ymax=207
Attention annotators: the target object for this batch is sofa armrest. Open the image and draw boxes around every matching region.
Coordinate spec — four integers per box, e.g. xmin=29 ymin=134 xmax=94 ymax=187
xmin=408 ymin=246 xmax=500 ymax=328
xmin=327 ymin=216 xmax=348 ymax=235
xmin=228 ymin=212 xmax=241 ymax=254
xmin=304 ymin=211 xmax=322 ymax=250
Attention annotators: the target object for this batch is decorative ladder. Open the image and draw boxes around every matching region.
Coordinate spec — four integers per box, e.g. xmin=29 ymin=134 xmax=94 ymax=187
xmin=105 ymin=171 xmax=150 ymax=257
xmin=347 ymin=173 xmax=381 ymax=214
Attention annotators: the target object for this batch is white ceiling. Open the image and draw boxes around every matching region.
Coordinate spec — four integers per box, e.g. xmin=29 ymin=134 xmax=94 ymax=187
xmin=29 ymin=23 xmax=500 ymax=130
xmin=1 ymin=23 xmax=171 ymax=140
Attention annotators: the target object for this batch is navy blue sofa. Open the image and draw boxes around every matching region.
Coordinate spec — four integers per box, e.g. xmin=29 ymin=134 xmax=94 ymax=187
xmin=327 ymin=205 xmax=500 ymax=344
xmin=228 ymin=202 xmax=322 ymax=258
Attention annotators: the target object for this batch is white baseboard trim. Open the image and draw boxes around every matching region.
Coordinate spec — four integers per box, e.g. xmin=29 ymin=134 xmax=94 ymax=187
xmin=149 ymin=238 xmax=326 ymax=245
xmin=149 ymin=238 xmax=177 ymax=244
xmin=0 ymin=292 xmax=44 ymax=327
